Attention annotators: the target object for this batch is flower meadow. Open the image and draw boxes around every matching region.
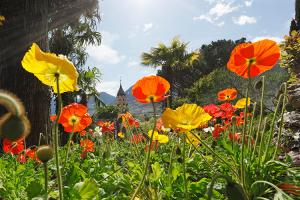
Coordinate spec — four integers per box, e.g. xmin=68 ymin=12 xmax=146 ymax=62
xmin=0 ymin=38 xmax=299 ymax=200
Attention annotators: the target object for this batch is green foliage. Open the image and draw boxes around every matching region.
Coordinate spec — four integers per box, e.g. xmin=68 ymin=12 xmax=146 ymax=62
xmin=187 ymin=66 xmax=288 ymax=108
xmin=95 ymin=105 xmax=120 ymax=120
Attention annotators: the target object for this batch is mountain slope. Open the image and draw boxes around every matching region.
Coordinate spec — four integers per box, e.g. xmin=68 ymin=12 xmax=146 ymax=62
xmin=100 ymin=92 xmax=115 ymax=105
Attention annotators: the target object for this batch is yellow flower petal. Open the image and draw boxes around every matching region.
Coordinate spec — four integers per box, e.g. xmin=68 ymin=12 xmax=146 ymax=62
xmin=235 ymin=98 xmax=251 ymax=109
xmin=162 ymin=104 xmax=212 ymax=133
xmin=21 ymin=43 xmax=79 ymax=93
xmin=148 ymin=130 xmax=168 ymax=143
xmin=157 ymin=134 xmax=169 ymax=143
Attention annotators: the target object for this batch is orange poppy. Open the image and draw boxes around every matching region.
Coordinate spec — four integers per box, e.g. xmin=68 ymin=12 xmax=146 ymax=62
xmin=227 ymin=39 xmax=280 ymax=78
xmin=97 ymin=121 xmax=115 ymax=133
xmin=59 ymin=103 xmax=92 ymax=133
xmin=132 ymin=75 xmax=170 ymax=104
xmin=80 ymin=139 xmax=94 ymax=153
xmin=217 ymin=88 xmax=237 ymax=101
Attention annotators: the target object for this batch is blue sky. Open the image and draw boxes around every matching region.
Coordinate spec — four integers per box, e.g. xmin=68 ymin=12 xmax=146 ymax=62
xmin=86 ymin=0 xmax=294 ymax=96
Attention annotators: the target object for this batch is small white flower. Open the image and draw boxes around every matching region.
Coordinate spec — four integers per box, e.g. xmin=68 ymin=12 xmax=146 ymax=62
xmin=93 ymin=126 xmax=103 ymax=138
xmin=203 ymin=127 xmax=214 ymax=133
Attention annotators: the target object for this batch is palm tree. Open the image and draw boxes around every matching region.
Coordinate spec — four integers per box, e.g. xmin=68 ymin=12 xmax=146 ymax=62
xmin=141 ymin=37 xmax=199 ymax=108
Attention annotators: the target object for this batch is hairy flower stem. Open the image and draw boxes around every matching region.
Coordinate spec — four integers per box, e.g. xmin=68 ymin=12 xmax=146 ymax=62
xmin=168 ymin=143 xmax=175 ymax=188
xmin=273 ymin=83 xmax=287 ymax=159
xmin=190 ymin=132 xmax=238 ymax=177
xmin=54 ymin=76 xmax=63 ymax=200
xmin=240 ymin=64 xmax=252 ymax=189
xmin=131 ymin=101 xmax=157 ymax=200
xmin=65 ymin=128 xmax=75 ymax=162
xmin=251 ymin=76 xmax=265 ymax=160
xmin=44 ymin=162 xmax=48 ymax=200
xmin=182 ymin=134 xmax=189 ymax=199
xmin=263 ymin=94 xmax=283 ymax=163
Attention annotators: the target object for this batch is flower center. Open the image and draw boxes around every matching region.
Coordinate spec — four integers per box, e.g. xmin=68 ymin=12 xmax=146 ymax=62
xmin=246 ymin=58 xmax=256 ymax=66
xmin=68 ymin=115 xmax=79 ymax=126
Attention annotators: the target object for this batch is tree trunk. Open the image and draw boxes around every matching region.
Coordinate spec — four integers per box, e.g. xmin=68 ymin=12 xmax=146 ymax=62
xmin=0 ymin=0 xmax=50 ymax=146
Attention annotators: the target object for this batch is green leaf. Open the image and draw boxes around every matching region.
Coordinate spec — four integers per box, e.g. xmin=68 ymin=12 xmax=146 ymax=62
xmin=74 ymin=178 xmax=98 ymax=200
xmin=149 ymin=162 xmax=162 ymax=182
xmin=26 ymin=181 xmax=43 ymax=199
xmin=172 ymin=163 xmax=182 ymax=181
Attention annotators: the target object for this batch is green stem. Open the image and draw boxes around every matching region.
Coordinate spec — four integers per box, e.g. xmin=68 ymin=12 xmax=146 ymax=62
xmin=44 ymin=163 xmax=48 ymax=200
xmin=251 ymin=76 xmax=265 ymax=160
xmin=65 ymin=129 xmax=75 ymax=161
xmin=131 ymin=101 xmax=157 ymax=200
xmin=273 ymin=84 xmax=287 ymax=159
xmin=168 ymin=142 xmax=176 ymax=189
xmin=262 ymin=94 xmax=283 ymax=163
xmin=247 ymin=102 xmax=256 ymax=149
xmin=240 ymin=63 xmax=252 ymax=188
xmin=258 ymin=118 xmax=268 ymax=167
xmin=182 ymin=134 xmax=189 ymax=199
xmin=54 ymin=76 xmax=63 ymax=200
xmin=186 ymin=135 xmax=214 ymax=171
xmin=190 ymin=132 xmax=238 ymax=177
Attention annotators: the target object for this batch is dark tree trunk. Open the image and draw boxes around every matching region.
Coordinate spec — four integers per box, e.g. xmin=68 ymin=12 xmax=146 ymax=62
xmin=0 ymin=0 xmax=50 ymax=146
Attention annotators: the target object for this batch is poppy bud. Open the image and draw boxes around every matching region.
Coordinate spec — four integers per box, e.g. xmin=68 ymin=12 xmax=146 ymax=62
xmin=36 ymin=145 xmax=53 ymax=163
xmin=226 ymin=182 xmax=247 ymax=200
xmin=0 ymin=113 xmax=30 ymax=141
xmin=255 ymin=80 xmax=263 ymax=90
xmin=175 ymin=146 xmax=181 ymax=155
xmin=231 ymin=116 xmax=237 ymax=124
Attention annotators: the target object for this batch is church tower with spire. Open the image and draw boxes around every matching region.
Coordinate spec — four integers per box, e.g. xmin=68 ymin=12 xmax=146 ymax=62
xmin=116 ymin=78 xmax=128 ymax=108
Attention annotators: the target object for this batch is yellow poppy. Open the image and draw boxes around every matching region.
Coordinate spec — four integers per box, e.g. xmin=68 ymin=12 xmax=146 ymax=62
xmin=148 ymin=130 xmax=169 ymax=144
xmin=21 ymin=43 xmax=79 ymax=93
xmin=162 ymin=104 xmax=212 ymax=133
xmin=186 ymin=132 xmax=200 ymax=146
xmin=235 ymin=98 xmax=251 ymax=109
xmin=118 ymin=132 xmax=125 ymax=138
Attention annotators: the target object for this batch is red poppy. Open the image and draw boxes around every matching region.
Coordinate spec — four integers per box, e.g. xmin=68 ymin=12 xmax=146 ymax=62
xmin=277 ymin=183 xmax=300 ymax=196
xmin=80 ymin=139 xmax=94 ymax=153
xmin=203 ymin=104 xmax=223 ymax=118
xmin=25 ymin=147 xmax=37 ymax=159
xmin=88 ymin=129 xmax=94 ymax=135
xmin=59 ymin=103 xmax=92 ymax=133
xmin=229 ymin=133 xmax=241 ymax=142
xmin=50 ymin=115 xmax=57 ymax=122
xmin=131 ymin=133 xmax=146 ymax=144
xmin=218 ymin=88 xmax=237 ymax=101
xmin=212 ymin=124 xmax=226 ymax=139
xmin=219 ymin=103 xmax=236 ymax=120
xmin=3 ymin=138 xmax=24 ymax=155
xmin=227 ymin=39 xmax=280 ymax=78
xmin=132 ymin=75 xmax=170 ymax=104
xmin=16 ymin=154 xmax=26 ymax=164
xmin=97 ymin=121 xmax=115 ymax=133
xmin=119 ymin=112 xmax=140 ymax=128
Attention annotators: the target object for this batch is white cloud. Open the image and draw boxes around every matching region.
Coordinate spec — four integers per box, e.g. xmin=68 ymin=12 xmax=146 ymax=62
xmin=87 ymin=30 xmax=125 ymax=64
xmin=193 ymin=2 xmax=239 ymax=25
xmin=252 ymin=36 xmax=283 ymax=44
xmin=217 ymin=21 xmax=225 ymax=27
xmin=97 ymin=81 xmax=119 ymax=96
xmin=244 ymin=0 xmax=253 ymax=7
xmin=128 ymin=60 xmax=139 ymax=67
xmin=143 ymin=23 xmax=153 ymax=32
xmin=233 ymin=15 xmax=257 ymax=25
xmin=203 ymin=0 xmax=216 ymax=4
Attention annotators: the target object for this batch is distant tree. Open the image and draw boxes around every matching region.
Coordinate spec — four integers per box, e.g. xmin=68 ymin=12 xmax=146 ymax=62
xmin=96 ymin=105 xmax=120 ymax=121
